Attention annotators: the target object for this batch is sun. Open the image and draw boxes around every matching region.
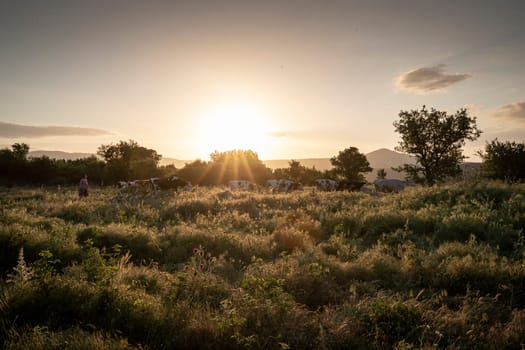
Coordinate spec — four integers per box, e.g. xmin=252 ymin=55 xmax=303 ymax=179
xmin=194 ymin=99 xmax=273 ymax=159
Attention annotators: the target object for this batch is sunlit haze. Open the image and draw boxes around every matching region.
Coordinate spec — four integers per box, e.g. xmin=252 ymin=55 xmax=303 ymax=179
xmin=193 ymin=97 xmax=276 ymax=159
xmin=1 ymin=1 xmax=524 ymax=161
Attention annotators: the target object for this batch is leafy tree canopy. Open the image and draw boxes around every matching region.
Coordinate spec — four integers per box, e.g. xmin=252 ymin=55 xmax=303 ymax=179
xmin=208 ymin=149 xmax=272 ymax=185
xmin=376 ymin=168 xmax=387 ymax=180
xmin=394 ymin=106 xmax=481 ymax=185
xmin=272 ymin=160 xmax=324 ymax=185
xmin=176 ymin=159 xmax=211 ymax=185
xmin=97 ymin=140 xmax=161 ymax=182
xmin=330 ymin=147 xmax=372 ymax=182
xmin=12 ymin=143 xmax=30 ymax=160
xmin=478 ymin=139 xmax=525 ymax=182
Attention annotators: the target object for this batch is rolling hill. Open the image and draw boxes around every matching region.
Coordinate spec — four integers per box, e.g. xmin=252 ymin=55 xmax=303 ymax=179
xmin=28 ymin=150 xmax=97 ymax=160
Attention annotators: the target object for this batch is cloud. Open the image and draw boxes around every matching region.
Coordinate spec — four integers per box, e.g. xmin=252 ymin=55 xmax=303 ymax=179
xmin=397 ymin=64 xmax=472 ymax=93
xmin=0 ymin=121 xmax=112 ymax=138
xmin=492 ymin=101 xmax=525 ymax=123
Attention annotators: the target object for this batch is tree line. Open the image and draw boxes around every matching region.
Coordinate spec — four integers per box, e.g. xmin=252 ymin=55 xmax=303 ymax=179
xmin=1 ymin=106 xmax=524 ymax=187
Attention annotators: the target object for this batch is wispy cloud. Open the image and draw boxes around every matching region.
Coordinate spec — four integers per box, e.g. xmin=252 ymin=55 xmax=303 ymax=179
xmin=396 ymin=64 xmax=472 ymax=93
xmin=492 ymin=101 xmax=525 ymax=124
xmin=0 ymin=121 xmax=112 ymax=138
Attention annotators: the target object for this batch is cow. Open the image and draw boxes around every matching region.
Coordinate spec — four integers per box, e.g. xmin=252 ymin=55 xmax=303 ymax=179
xmin=117 ymin=178 xmax=159 ymax=194
xmin=336 ymin=180 xmax=366 ymax=192
xmin=216 ymin=190 xmax=233 ymax=200
xmin=118 ymin=181 xmax=130 ymax=188
xmin=315 ymin=179 xmax=338 ymax=191
xmin=285 ymin=181 xmax=304 ymax=192
xmin=266 ymin=179 xmax=281 ymax=188
xmin=229 ymin=180 xmax=256 ymax=191
xmin=155 ymin=176 xmax=192 ymax=192
xmin=373 ymin=179 xmax=414 ymax=193
xmin=269 ymin=179 xmax=304 ymax=193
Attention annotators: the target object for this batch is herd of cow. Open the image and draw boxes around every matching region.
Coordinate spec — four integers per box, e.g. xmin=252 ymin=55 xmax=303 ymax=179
xmin=118 ymin=176 xmax=192 ymax=193
xmin=117 ymin=176 xmax=415 ymax=194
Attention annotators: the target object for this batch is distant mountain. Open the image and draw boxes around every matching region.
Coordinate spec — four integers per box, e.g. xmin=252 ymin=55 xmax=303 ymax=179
xmin=263 ymin=149 xmax=414 ymax=181
xmin=365 ymin=148 xmax=415 ymax=169
xmin=27 ymin=150 xmax=192 ymax=168
xmin=29 ymin=150 xmax=97 ymax=160
xmin=364 ymin=148 xmax=415 ymax=181
xmin=263 ymin=158 xmax=332 ymax=171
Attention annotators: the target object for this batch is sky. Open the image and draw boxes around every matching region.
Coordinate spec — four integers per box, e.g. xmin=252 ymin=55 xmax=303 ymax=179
xmin=1 ymin=0 xmax=524 ymax=161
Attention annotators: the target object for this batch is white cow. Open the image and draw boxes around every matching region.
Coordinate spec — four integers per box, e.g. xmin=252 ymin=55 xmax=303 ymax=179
xmin=374 ymin=179 xmax=415 ymax=193
xmin=268 ymin=179 xmax=303 ymax=193
xmin=267 ymin=179 xmax=281 ymax=188
xmin=229 ymin=180 xmax=256 ymax=191
xmin=118 ymin=181 xmax=130 ymax=188
xmin=119 ymin=178 xmax=160 ymax=192
xmin=315 ymin=179 xmax=338 ymax=191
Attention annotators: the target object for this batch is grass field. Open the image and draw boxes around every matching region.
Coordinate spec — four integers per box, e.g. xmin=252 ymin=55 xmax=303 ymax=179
xmin=1 ymin=182 xmax=525 ymax=349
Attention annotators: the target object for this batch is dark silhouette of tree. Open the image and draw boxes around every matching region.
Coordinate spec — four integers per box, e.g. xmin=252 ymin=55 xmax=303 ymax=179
xmin=478 ymin=139 xmax=525 ymax=182
xmin=0 ymin=143 xmax=107 ymax=186
xmin=0 ymin=143 xmax=30 ymax=184
xmin=176 ymin=160 xmax=211 ymax=185
xmin=288 ymin=160 xmax=303 ymax=182
xmin=272 ymin=160 xmax=324 ymax=185
xmin=97 ymin=140 xmax=161 ymax=182
xmin=12 ymin=143 xmax=30 ymax=160
xmin=330 ymin=147 xmax=372 ymax=182
xmin=27 ymin=156 xmax=55 ymax=184
xmin=207 ymin=150 xmax=272 ymax=185
xmin=376 ymin=168 xmax=387 ymax=180
xmin=394 ymin=106 xmax=481 ymax=185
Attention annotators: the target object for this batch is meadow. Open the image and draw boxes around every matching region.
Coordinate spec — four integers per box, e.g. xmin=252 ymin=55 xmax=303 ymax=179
xmin=1 ymin=182 xmax=525 ymax=349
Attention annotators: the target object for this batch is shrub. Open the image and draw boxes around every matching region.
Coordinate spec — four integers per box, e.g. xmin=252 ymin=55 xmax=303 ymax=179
xmin=77 ymin=225 xmax=161 ymax=264
xmin=3 ymin=326 xmax=137 ymax=350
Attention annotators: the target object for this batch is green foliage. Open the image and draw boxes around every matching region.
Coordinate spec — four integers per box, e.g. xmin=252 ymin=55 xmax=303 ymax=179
xmin=3 ymin=326 xmax=137 ymax=350
xmin=0 ymin=143 xmax=107 ymax=186
xmin=1 ymin=182 xmax=525 ymax=349
xmin=394 ymin=106 xmax=481 ymax=185
xmin=330 ymin=146 xmax=372 ymax=182
xmin=97 ymin=140 xmax=161 ymax=183
xmin=273 ymin=160 xmax=325 ymax=185
xmin=478 ymin=139 xmax=525 ymax=182
xmin=6 ymin=248 xmax=33 ymax=286
xmin=208 ymin=149 xmax=272 ymax=185
xmin=376 ymin=168 xmax=387 ymax=180
xmin=77 ymin=225 xmax=161 ymax=264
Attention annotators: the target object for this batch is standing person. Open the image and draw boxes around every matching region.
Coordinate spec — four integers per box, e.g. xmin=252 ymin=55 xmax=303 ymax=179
xmin=79 ymin=174 xmax=89 ymax=197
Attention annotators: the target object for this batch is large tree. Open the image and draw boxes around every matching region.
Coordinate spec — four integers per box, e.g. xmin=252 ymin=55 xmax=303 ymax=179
xmin=0 ymin=143 xmax=30 ymax=183
xmin=330 ymin=147 xmax=372 ymax=182
xmin=393 ymin=106 xmax=481 ymax=185
xmin=272 ymin=160 xmax=324 ymax=185
xmin=97 ymin=140 xmax=161 ymax=182
xmin=176 ymin=160 xmax=211 ymax=185
xmin=208 ymin=149 xmax=272 ymax=185
xmin=478 ymin=139 xmax=525 ymax=182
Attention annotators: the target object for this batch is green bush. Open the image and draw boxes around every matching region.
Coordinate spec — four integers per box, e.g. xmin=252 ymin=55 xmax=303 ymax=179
xmin=2 ymin=182 xmax=525 ymax=349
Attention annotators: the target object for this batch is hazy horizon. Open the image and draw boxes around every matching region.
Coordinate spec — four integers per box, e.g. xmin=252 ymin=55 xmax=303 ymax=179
xmin=1 ymin=1 xmax=524 ymax=160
